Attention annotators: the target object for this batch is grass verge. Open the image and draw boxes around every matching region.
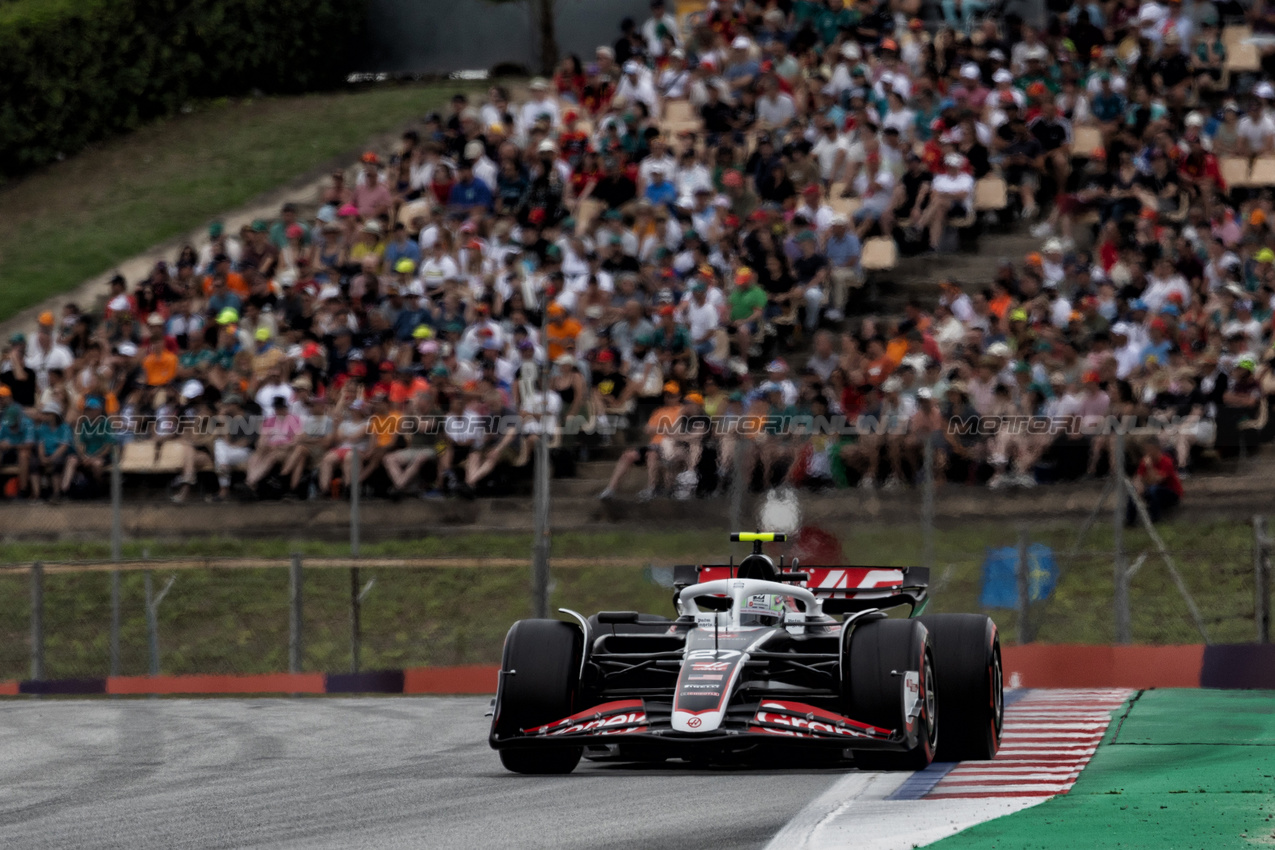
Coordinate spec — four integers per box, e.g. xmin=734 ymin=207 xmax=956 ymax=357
xmin=0 ymin=519 xmax=1259 ymax=680
xmin=0 ymin=81 xmax=477 ymax=321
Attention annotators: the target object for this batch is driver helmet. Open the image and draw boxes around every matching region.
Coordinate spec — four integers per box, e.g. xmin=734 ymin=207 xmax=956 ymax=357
xmin=739 ymin=592 xmax=788 ymax=627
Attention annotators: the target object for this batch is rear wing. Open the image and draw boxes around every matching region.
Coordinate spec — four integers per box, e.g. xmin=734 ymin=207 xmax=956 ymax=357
xmin=673 ymin=564 xmax=930 ymax=616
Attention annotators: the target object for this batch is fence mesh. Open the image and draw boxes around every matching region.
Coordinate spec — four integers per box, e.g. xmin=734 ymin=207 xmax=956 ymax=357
xmin=0 ymin=474 xmax=1270 ymax=682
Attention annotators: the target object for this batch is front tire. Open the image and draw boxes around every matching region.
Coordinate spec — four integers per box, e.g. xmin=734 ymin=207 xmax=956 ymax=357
xmin=492 ymin=619 xmax=584 ymax=775
xmin=918 ymin=613 xmax=1003 ymax=762
xmin=844 ymin=617 xmax=938 ymax=771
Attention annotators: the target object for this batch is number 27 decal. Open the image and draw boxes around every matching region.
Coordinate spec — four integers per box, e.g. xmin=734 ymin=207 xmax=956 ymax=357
xmin=687 ymin=649 xmax=741 ymax=660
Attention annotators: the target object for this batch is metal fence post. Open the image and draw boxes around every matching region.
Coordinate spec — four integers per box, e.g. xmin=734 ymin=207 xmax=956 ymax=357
xmin=350 ymin=450 xmax=361 ymax=557
xmin=1256 ymin=516 xmax=1271 ymax=644
xmin=144 ymin=571 xmax=176 ymax=678
xmin=30 ymin=562 xmax=44 ymax=682
xmin=729 ymin=432 xmax=746 ymax=534
xmin=350 ymin=450 xmax=362 ymax=674
xmin=1112 ymin=431 xmax=1131 ymax=644
xmin=110 ymin=443 xmax=122 ymax=677
xmin=1016 ymin=528 xmax=1030 ymax=644
xmin=922 ymin=439 xmax=935 ymax=571
xmin=349 ymin=565 xmax=361 ymax=674
xmin=290 ymin=554 xmax=304 ymax=673
xmin=144 ymin=571 xmax=157 ymax=676
xmin=531 ymin=357 xmax=552 ymax=620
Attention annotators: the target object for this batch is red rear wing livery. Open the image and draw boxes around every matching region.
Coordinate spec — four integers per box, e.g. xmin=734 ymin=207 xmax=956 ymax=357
xmin=680 ymin=565 xmax=930 ymax=615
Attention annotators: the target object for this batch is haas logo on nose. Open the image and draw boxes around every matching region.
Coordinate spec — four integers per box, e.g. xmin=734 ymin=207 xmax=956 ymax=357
xmin=687 ymin=717 xmax=703 ymax=728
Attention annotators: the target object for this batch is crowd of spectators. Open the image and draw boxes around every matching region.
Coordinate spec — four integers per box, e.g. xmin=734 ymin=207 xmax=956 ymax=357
xmin=4 ymin=0 xmax=1275 ymax=507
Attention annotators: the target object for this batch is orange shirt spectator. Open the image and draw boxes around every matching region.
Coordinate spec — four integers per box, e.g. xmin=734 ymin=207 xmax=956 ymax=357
xmin=647 ymin=401 xmax=683 ymax=445
xmin=142 ymin=344 xmax=178 ymax=387
xmin=390 ymin=376 xmax=430 ymax=404
xmin=545 ymin=305 xmax=582 ymax=361
xmin=202 ymin=272 xmax=249 ymax=299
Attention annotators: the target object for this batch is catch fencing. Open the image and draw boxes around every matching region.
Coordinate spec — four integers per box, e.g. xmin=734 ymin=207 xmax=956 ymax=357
xmin=0 ymin=437 xmax=1272 ymax=685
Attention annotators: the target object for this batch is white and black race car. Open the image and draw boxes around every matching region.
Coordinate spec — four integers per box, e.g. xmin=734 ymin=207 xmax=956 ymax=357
xmin=490 ymin=532 xmax=1003 ymax=774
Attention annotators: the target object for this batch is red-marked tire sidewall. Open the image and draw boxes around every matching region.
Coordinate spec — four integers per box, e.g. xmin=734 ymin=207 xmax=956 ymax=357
xmin=917 ymin=613 xmax=1003 ymax=762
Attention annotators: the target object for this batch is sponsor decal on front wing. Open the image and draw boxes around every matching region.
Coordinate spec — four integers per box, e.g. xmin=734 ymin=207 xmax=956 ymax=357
xmin=748 ymin=701 xmax=895 ymax=740
xmin=523 ymin=700 xmax=648 ymax=737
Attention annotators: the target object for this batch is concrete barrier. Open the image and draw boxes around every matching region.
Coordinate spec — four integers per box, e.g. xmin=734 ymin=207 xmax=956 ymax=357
xmin=1 ymin=644 xmax=1270 ymax=696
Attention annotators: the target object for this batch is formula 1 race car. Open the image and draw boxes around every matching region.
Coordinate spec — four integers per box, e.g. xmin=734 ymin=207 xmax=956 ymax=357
xmin=489 ymin=532 xmax=1003 ymax=774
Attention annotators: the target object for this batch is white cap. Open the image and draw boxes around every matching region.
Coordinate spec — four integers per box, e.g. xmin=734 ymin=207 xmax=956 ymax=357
xmin=529 ymin=77 xmax=549 ymax=90
xmin=116 ymin=342 xmax=138 ymax=357
xmin=671 ymin=47 xmax=685 ymax=59
xmin=830 ymin=213 xmax=848 ymax=226
xmin=1111 ymin=322 xmax=1131 ymax=336
xmin=1138 ymin=4 xmax=1164 ymax=22
xmin=180 ymin=379 xmax=204 ymax=401
xmin=917 ymin=387 xmax=933 ymax=400
xmin=732 ymin=35 xmax=751 ymax=49
xmin=841 ymin=41 xmax=861 ymax=61
xmin=993 ymin=68 xmax=1013 ymax=84
xmin=989 ymin=48 xmax=1006 ymax=61
xmin=537 ymin=140 xmax=557 ymax=154
xmin=1184 ymin=111 xmax=1204 ymax=128
xmin=882 ymin=376 xmax=903 ymax=393
xmin=987 ymin=342 xmax=1011 ymax=358
xmin=464 ymin=140 xmax=485 ymax=159
xmin=1023 ymin=44 xmax=1048 ymax=62
xmin=1257 ymin=81 xmax=1275 ymax=99
xmin=960 ymin=62 xmax=980 ymax=80
xmin=944 ymin=153 xmax=963 ymax=167
xmin=318 ymin=284 xmax=341 ymax=301
xmin=1043 ymin=237 xmax=1063 ymax=253
xmin=623 ymin=59 xmax=641 ymax=74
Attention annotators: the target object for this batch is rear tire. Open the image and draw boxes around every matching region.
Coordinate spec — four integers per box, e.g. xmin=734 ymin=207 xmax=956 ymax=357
xmin=918 ymin=613 xmax=1003 ymax=762
xmin=845 ymin=618 xmax=937 ymax=771
xmin=492 ymin=619 xmax=584 ymax=775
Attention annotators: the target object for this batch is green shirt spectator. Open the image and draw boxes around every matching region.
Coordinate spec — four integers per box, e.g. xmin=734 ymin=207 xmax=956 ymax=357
xmin=729 ymin=281 xmax=768 ymax=323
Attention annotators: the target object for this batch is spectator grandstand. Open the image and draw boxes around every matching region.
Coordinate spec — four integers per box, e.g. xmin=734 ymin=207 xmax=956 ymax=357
xmin=3 ymin=0 xmax=1275 ymax=506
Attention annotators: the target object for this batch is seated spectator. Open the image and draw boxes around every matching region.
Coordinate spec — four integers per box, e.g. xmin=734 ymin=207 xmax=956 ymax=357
xmin=32 ymin=402 xmax=73 ymax=502
xmin=598 ymin=381 xmax=683 ymax=500
xmin=0 ymin=386 xmax=35 ymax=496
xmin=1127 ymin=440 xmax=1182 ymax=525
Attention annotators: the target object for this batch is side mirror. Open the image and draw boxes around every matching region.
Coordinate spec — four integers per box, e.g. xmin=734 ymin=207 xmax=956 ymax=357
xmin=695 ymin=595 xmax=734 ymax=612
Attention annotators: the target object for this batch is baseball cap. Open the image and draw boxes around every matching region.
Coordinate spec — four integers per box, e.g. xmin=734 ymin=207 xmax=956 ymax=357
xmin=38 ymin=311 xmax=54 ymax=327
xmin=734 ymin=267 xmax=754 ymax=286
xmin=1257 ymin=248 xmax=1275 ymax=263
xmin=684 ymin=392 xmax=704 ymax=404
xmin=216 ymin=307 xmax=240 ymax=326
xmin=732 ymin=35 xmax=751 ymax=49
xmin=0 ymin=385 xmax=10 ymax=398
xmin=663 ymin=381 xmax=680 ymax=394
xmin=255 ymin=327 xmax=272 ymax=342
xmin=944 ymin=153 xmax=964 ymax=168
xmin=395 ymin=258 xmax=417 ymax=274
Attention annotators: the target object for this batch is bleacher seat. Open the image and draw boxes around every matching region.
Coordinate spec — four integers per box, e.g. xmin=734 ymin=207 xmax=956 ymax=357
xmin=861 ymin=237 xmax=897 ymax=271
xmin=1072 ymin=125 xmax=1103 ymax=158
xmin=1220 ymin=156 xmax=1251 ymax=189
xmin=829 ymin=194 xmax=863 ymax=218
xmin=974 ymin=176 xmax=1008 ymax=211
xmin=662 ymin=100 xmax=698 ymax=134
xmin=1223 ymin=24 xmax=1252 ymax=52
xmin=1249 ymin=156 xmax=1275 ymax=187
xmin=1227 ymin=41 xmax=1261 ymax=73
xmin=119 ymin=441 xmax=161 ymax=474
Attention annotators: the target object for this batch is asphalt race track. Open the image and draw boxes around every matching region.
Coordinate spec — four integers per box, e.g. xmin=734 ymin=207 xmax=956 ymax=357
xmin=0 ymin=697 xmax=846 ymax=850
